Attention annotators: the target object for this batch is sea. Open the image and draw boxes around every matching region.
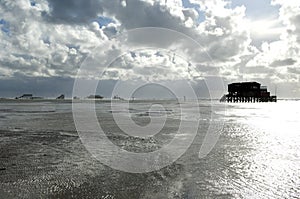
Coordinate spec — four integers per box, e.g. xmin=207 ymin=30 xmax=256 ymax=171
xmin=0 ymin=99 xmax=299 ymax=198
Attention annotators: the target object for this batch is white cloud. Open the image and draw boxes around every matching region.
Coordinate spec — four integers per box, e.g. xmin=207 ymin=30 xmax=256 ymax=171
xmin=239 ymin=0 xmax=300 ymax=85
xmin=103 ymin=49 xmax=196 ymax=81
xmin=0 ymin=0 xmax=300 ymax=96
xmin=246 ymin=18 xmax=284 ymax=42
xmin=0 ymin=0 xmax=251 ymax=80
xmin=0 ymin=0 xmax=110 ymax=77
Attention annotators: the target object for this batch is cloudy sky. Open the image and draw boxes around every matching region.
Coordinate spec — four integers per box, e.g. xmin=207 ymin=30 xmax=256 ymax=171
xmin=0 ymin=0 xmax=300 ymax=98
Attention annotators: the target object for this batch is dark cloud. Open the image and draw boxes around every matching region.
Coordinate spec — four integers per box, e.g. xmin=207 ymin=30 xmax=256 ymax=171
xmin=288 ymin=67 xmax=300 ymax=74
xmin=1 ymin=0 xmax=300 ymax=98
xmin=195 ymin=64 xmax=220 ymax=73
xmin=0 ymin=76 xmax=226 ymax=99
xmin=0 ymin=76 xmax=121 ymax=98
xmin=290 ymin=14 xmax=300 ymax=43
xmin=104 ymin=1 xmax=184 ymax=29
xmin=270 ymin=58 xmax=297 ymax=67
xmin=44 ymin=0 xmax=199 ymax=39
xmin=243 ymin=65 xmax=275 ymax=74
xmin=45 ymin=0 xmax=186 ymax=28
xmin=45 ymin=0 xmax=103 ymax=24
xmin=0 ymin=76 xmax=74 ymax=98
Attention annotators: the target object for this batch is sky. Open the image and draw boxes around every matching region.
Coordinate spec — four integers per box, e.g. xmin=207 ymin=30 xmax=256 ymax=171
xmin=0 ymin=0 xmax=300 ymax=98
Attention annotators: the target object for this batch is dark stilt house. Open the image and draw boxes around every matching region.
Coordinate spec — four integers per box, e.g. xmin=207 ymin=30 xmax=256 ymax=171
xmin=220 ymin=82 xmax=277 ymax=103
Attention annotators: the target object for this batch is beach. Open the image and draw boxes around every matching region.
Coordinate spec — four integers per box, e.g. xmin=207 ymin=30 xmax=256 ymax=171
xmin=0 ymin=100 xmax=299 ymax=198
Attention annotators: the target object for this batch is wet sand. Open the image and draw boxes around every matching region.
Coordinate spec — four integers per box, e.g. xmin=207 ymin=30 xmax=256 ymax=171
xmin=0 ymin=100 xmax=299 ymax=198
xmin=0 ymin=102 xmax=195 ymax=198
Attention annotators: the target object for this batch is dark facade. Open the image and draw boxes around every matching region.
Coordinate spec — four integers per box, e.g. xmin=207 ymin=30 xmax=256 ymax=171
xmin=221 ymin=82 xmax=277 ymax=103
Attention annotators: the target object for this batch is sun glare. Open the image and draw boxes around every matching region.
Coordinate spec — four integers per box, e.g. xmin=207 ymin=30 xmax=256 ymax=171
xmin=247 ymin=18 xmax=284 ymax=39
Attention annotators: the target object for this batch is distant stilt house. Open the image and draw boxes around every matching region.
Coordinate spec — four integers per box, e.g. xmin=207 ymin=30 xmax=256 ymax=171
xmin=220 ymin=82 xmax=277 ymax=103
xmin=113 ymin=95 xmax=124 ymax=100
xmin=15 ymin=94 xmax=43 ymax=100
xmin=16 ymin=94 xmax=33 ymax=99
xmin=56 ymin=94 xmax=65 ymax=99
xmin=87 ymin=95 xmax=103 ymax=99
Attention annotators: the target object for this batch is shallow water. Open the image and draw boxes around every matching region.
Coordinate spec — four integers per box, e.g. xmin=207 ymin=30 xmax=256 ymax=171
xmin=0 ymin=100 xmax=299 ymax=198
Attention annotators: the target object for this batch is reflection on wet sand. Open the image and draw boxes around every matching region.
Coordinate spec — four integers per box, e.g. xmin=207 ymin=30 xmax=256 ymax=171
xmin=0 ymin=100 xmax=299 ymax=198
